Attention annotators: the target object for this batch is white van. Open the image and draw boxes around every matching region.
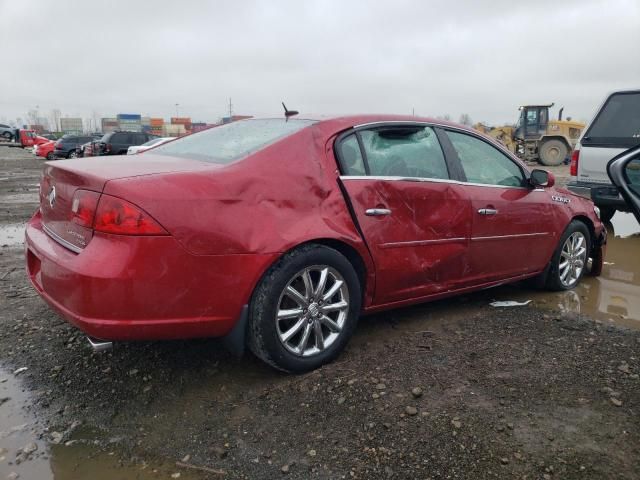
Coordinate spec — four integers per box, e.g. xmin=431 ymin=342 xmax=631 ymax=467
xmin=567 ymin=89 xmax=640 ymax=222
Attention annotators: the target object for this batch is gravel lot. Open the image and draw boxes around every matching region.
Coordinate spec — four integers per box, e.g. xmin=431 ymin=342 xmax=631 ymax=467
xmin=0 ymin=147 xmax=638 ymax=479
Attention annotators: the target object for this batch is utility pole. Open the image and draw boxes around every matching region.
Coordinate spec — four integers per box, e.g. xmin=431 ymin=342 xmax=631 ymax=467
xmin=228 ymin=98 xmax=233 ymax=118
xmin=175 ymin=103 xmax=180 ymax=118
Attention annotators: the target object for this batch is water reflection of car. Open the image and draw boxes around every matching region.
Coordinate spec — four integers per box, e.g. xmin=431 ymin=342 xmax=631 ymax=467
xmin=25 ymin=115 xmax=607 ymax=373
xmin=127 ymin=137 xmax=173 ymax=155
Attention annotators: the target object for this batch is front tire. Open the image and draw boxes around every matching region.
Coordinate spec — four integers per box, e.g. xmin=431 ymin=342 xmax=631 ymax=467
xmin=46 ymin=152 xmax=54 ymax=160
xmin=545 ymin=220 xmax=591 ymax=291
xmin=68 ymin=150 xmax=78 ymax=159
xmin=247 ymin=244 xmax=361 ymax=373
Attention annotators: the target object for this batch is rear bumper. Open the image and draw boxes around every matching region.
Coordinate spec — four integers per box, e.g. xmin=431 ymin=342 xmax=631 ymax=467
xmin=25 ymin=211 xmax=277 ymax=341
xmin=567 ymin=180 xmax=628 ymax=210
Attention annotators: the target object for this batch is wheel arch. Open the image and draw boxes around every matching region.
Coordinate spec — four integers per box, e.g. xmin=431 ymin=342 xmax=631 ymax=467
xmin=570 ymin=214 xmax=596 ymax=252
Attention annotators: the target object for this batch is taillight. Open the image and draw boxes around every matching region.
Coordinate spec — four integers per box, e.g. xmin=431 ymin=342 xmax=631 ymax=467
xmin=94 ymin=194 xmax=167 ymax=235
xmin=70 ymin=190 xmax=100 ymax=227
xmin=570 ymin=149 xmax=580 ymax=176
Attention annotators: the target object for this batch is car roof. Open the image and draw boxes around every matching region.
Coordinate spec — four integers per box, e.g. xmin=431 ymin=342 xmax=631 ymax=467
xmin=250 ymin=114 xmax=475 ymax=137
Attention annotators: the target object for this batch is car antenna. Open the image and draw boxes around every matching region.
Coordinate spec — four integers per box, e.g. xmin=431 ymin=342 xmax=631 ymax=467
xmin=282 ymin=102 xmax=299 ymax=121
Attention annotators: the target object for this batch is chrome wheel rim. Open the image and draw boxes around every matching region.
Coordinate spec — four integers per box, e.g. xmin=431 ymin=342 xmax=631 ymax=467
xmin=276 ymin=266 xmax=349 ymax=357
xmin=559 ymin=232 xmax=587 ymax=287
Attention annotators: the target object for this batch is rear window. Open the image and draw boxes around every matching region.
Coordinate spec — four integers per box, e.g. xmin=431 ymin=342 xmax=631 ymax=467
xmin=153 ymin=119 xmax=316 ymax=164
xmin=583 ymin=91 xmax=640 ymax=148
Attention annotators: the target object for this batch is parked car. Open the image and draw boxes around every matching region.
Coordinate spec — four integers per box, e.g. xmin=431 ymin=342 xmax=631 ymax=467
xmin=567 ymin=89 xmax=640 ymax=222
xmin=0 ymin=123 xmax=15 ymax=141
xmin=607 ymin=145 xmax=640 ymax=224
xmin=53 ymin=135 xmax=96 ymax=159
xmin=87 ymin=131 xmax=157 ymax=157
xmin=35 ymin=140 xmax=55 ymax=160
xmin=25 ymin=115 xmax=606 ymax=373
xmin=127 ymin=137 xmax=173 ymax=155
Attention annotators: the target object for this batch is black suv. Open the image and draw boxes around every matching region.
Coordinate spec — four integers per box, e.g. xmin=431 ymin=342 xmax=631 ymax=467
xmin=53 ymin=135 xmax=96 ymax=159
xmin=90 ymin=131 xmax=157 ymax=156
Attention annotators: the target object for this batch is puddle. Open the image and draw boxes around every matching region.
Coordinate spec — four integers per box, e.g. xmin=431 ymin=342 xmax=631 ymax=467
xmin=0 ymin=367 xmax=208 ymax=479
xmin=494 ymin=212 xmax=640 ymax=329
xmin=0 ymin=224 xmax=25 ymax=247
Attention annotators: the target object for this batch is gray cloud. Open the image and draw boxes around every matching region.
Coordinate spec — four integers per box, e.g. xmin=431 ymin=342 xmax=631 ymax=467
xmin=0 ymin=0 xmax=638 ymax=126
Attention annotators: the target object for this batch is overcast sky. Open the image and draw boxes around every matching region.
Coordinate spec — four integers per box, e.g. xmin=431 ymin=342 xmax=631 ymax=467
xmin=1 ymin=0 xmax=638 ymax=127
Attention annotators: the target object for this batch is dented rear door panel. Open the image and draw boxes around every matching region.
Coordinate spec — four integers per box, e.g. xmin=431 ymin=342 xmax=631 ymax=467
xmin=340 ymin=177 xmax=472 ymax=304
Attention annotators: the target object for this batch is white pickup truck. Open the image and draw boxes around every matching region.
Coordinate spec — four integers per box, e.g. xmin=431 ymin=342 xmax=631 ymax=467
xmin=567 ymin=89 xmax=640 ymax=222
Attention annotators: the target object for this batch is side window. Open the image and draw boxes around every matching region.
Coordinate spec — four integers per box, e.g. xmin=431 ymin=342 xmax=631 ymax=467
xmin=337 ymin=134 xmax=366 ymax=175
xmin=359 ymin=126 xmax=448 ymax=179
xmin=526 ymin=109 xmax=538 ymax=126
xmin=627 ymin=159 xmax=640 ymax=196
xmin=447 ymin=130 xmax=525 ymax=187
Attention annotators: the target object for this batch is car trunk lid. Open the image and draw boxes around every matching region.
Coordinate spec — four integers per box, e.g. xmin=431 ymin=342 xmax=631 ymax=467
xmin=39 ymin=154 xmax=215 ymax=252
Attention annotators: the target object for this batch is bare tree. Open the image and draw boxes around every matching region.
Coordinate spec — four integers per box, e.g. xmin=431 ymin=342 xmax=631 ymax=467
xmin=436 ymin=114 xmax=452 ymax=121
xmin=458 ymin=113 xmax=473 ymax=126
xmin=50 ymin=109 xmax=61 ymax=132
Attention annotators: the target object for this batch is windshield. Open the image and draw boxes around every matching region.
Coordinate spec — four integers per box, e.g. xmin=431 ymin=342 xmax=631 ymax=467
xmin=584 ymin=92 xmax=640 ymax=148
xmin=152 ymin=118 xmax=316 ymax=164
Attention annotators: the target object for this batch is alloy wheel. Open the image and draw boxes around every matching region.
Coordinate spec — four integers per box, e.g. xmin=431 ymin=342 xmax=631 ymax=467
xmin=559 ymin=232 xmax=587 ymax=287
xmin=276 ymin=266 xmax=349 ymax=357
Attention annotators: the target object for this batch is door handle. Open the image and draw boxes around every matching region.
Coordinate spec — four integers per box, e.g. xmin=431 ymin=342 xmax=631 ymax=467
xmin=365 ymin=208 xmax=391 ymax=216
xmin=477 ymin=208 xmax=498 ymax=216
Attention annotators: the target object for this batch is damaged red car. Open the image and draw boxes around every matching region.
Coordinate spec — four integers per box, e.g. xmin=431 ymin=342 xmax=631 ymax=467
xmin=25 ymin=115 xmax=606 ymax=372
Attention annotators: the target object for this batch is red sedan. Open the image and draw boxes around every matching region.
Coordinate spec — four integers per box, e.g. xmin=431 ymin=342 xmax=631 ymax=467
xmin=25 ymin=115 xmax=606 ymax=372
xmin=35 ymin=140 xmax=56 ymax=160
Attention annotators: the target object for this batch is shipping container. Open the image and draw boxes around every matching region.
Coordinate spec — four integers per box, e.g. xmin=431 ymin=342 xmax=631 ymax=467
xmin=117 ymin=113 xmax=142 ymax=121
xmin=150 ymin=118 xmax=164 ymax=127
xmin=162 ymin=124 xmax=186 ymax=137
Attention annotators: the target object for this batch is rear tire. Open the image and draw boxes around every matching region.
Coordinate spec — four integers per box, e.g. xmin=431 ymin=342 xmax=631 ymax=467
xmin=2 ymin=131 xmax=12 ymax=141
xmin=247 ymin=244 xmax=361 ymax=373
xmin=545 ymin=220 xmax=591 ymax=291
xmin=68 ymin=150 xmax=78 ymax=159
xmin=539 ymin=139 xmax=568 ymax=166
xmin=46 ymin=152 xmax=54 ymax=160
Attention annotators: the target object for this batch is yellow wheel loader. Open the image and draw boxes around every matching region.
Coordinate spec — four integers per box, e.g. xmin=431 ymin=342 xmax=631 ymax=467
xmin=474 ymin=104 xmax=584 ymax=166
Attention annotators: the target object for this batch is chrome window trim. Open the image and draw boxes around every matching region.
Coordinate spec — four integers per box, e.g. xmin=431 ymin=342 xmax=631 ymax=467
xmin=339 ymin=175 xmax=541 ymax=191
xmin=42 ymin=223 xmax=83 ymax=254
xmin=350 ymin=120 xmax=529 ymax=176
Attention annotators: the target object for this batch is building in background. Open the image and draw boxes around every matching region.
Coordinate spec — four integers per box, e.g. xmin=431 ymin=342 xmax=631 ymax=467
xmin=60 ymin=117 xmax=83 ymax=135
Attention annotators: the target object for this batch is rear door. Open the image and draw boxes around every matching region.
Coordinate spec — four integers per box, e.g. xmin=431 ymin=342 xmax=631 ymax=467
xmin=608 ymin=146 xmax=640 ymax=223
xmin=579 ymin=91 xmax=640 ymax=185
xmin=442 ymin=129 xmax=556 ymax=283
xmin=337 ymin=124 xmax=473 ymax=305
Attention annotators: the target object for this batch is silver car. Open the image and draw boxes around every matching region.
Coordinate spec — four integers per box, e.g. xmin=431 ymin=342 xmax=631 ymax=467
xmin=567 ymin=89 xmax=640 ymax=222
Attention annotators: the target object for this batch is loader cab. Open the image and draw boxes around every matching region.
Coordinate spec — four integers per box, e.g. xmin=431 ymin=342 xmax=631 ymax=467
xmin=515 ymin=104 xmax=552 ymax=140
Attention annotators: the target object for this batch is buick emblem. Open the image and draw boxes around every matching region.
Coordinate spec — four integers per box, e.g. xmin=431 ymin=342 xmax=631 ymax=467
xmin=47 ymin=186 xmax=56 ymax=208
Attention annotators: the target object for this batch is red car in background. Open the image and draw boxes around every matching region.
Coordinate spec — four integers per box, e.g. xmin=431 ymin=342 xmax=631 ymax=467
xmin=25 ymin=115 xmax=606 ymax=372
xmin=35 ymin=140 xmax=56 ymax=160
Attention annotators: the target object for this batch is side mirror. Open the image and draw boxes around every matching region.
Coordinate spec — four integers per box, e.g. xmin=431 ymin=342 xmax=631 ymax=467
xmin=530 ymin=169 xmax=555 ymax=188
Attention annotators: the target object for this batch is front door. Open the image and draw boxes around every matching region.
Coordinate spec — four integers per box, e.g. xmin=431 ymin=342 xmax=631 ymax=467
xmin=442 ymin=129 xmax=556 ymax=283
xmin=336 ymin=125 xmax=473 ymax=305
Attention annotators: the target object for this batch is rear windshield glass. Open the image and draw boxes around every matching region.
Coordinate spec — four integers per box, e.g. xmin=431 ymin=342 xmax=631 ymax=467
xmin=584 ymin=92 xmax=640 ymax=148
xmin=152 ymin=119 xmax=316 ymax=164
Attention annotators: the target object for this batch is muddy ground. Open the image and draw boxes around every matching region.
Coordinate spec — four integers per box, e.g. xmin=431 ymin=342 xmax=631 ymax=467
xmin=1 ymin=147 xmax=639 ymax=480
